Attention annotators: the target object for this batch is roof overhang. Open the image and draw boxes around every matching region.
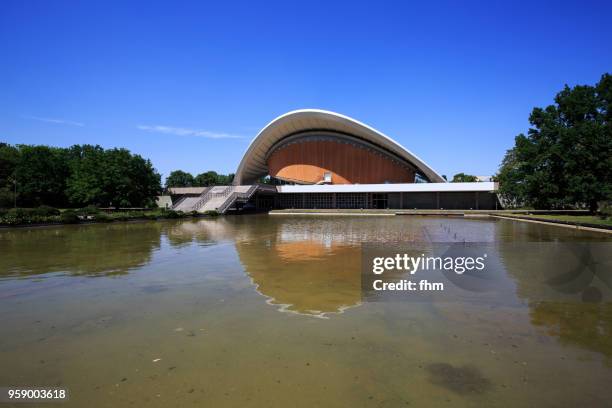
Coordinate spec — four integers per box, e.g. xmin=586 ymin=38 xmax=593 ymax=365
xmin=234 ymin=109 xmax=445 ymax=184
xmin=276 ymin=182 xmax=497 ymax=194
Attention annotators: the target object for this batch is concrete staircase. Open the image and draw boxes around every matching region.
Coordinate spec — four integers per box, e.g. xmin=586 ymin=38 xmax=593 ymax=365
xmin=173 ymin=196 xmax=201 ymax=212
xmin=215 ymin=185 xmax=258 ymax=213
xmin=199 ymin=186 xmax=235 ymax=212
xmin=171 ymin=185 xmax=262 ymax=214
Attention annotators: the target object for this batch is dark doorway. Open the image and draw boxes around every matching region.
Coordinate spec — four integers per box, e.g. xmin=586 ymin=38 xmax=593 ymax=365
xmin=372 ymin=193 xmax=388 ymax=209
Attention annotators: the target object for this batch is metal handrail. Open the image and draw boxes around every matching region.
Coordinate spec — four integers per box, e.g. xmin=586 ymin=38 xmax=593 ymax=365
xmin=194 ymin=185 xmax=234 ymax=211
xmin=217 ymin=185 xmax=259 ymax=213
xmin=171 ymin=195 xmax=188 ymax=210
xmin=192 ymin=186 xmax=226 ymax=212
xmin=174 ymin=184 xmax=268 ymax=213
xmin=213 ymin=186 xmax=239 ymax=213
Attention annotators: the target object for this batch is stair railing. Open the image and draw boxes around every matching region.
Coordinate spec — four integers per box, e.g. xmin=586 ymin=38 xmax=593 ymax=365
xmin=217 ymin=185 xmax=259 ymax=214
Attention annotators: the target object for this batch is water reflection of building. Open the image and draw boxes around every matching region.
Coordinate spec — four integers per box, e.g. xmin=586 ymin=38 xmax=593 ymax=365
xmin=156 ymin=216 xmax=364 ymax=317
xmin=235 ymin=228 xmax=362 ymax=318
xmin=232 ymin=216 xmax=477 ymax=317
xmin=168 ymin=216 xmax=491 ymax=317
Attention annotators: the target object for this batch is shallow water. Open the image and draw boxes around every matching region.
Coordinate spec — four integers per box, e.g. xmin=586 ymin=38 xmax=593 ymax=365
xmin=0 ymin=215 xmax=611 ymax=407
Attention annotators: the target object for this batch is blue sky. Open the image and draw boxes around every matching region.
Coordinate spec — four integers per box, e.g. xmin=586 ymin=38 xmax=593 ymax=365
xmin=1 ymin=1 xmax=610 ymax=181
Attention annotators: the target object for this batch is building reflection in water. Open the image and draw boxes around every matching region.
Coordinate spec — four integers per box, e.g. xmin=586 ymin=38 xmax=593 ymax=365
xmin=235 ymin=226 xmax=363 ymax=318
xmin=3 ymin=215 xmax=611 ymax=358
xmin=189 ymin=215 xmax=438 ymax=318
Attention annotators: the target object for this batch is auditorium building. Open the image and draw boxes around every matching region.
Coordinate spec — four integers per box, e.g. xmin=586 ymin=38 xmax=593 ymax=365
xmin=168 ymin=109 xmax=500 ymax=213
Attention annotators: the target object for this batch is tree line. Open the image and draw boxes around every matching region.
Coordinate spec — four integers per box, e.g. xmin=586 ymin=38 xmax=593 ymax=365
xmin=1 ymin=73 xmax=609 ymax=212
xmin=0 ymin=144 xmax=161 ymax=208
xmin=164 ymin=170 xmax=234 ymax=188
xmin=450 ymin=173 xmax=479 ymax=182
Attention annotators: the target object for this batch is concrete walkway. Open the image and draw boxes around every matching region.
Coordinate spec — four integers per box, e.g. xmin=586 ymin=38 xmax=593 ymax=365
xmin=268 ymin=209 xmax=611 ymax=234
xmin=268 ymin=209 xmax=589 ymax=216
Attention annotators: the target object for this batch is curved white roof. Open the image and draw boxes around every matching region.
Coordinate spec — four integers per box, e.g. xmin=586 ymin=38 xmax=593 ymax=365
xmin=234 ymin=109 xmax=445 ymax=184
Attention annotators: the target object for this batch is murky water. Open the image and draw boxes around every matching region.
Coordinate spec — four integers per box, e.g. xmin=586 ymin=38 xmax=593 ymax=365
xmin=1 ymin=215 xmax=611 ymax=407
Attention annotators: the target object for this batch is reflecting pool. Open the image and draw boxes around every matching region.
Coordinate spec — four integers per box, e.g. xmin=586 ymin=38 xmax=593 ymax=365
xmin=0 ymin=215 xmax=611 ymax=407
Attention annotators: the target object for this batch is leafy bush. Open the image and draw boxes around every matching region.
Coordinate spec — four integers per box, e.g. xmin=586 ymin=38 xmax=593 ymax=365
xmin=112 ymin=213 xmax=129 ymax=221
xmin=0 ymin=211 xmax=24 ymax=225
xmin=204 ymin=210 xmax=219 ymax=217
xmin=79 ymin=205 xmax=100 ymax=215
xmin=8 ymin=208 xmax=33 ymax=218
xmin=60 ymin=210 xmax=80 ymax=224
xmin=0 ymin=206 xmax=200 ymax=226
xmin=94 ymin=212 xmax=112 ymax=222
xmin=163 ymin=210 xmax=182 ymax=219
xmin=0 ymin=207 xmax=62 ymax=225
xmin=35 ymin=205 xmax=60 ymax=216
xmin=598 ymin=201 xmax=612 ymax=219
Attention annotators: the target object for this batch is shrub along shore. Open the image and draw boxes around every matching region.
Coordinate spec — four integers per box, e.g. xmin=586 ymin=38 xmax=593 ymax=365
xmin=2 ymin=205 xmax=610 ymax=230
xmin=0 ymin=206 xmax=218 ymax=227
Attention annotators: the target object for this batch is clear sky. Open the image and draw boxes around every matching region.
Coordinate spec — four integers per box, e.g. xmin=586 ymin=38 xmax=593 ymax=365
xmin=1 ymin=0 xmax=610 ymax=181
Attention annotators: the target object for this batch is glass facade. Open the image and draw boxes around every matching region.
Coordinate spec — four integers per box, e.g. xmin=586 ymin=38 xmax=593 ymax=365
xmin=304 ymin=194 xmax=333 ymax=209
xmin=270 ymin=192 xmax=499 ymax=210
xmin=336 ymin=193 xmax=368 ymax=209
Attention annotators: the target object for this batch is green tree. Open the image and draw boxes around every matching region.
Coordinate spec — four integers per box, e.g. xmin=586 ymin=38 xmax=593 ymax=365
xmin=67 ymin=145 xmax=161 ymax=207
xmin=13 ymin=145 xmax=70 ymax=207
xmin=497 ymin=73 xmax=612 ymax=210
xmin=193 ymin=171 xmax=234 ymax=186
xmin=165 ymin=170 xmax=194 ymax=188
xmin=219 ymin=173 xmax=234 ymax=185
xmin=451 ymin=173 xmax=478 ymax=182
xmin=257 ymin=176 xmax=272 ymax=184
xmin=194 ymin=171 xmax=219 ymax=186
xmin=65 ymin=145 xmax=106 ymax=206
xmin=0 ymin=143 xmax=20 ymax=207
xmin=101 ymin=148 xmax=161 ymax=207
xmin=0 ymin=143 xmax=161 ymax=209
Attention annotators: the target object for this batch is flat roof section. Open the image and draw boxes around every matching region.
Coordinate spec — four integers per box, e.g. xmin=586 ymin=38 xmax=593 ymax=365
xmin=277 ymin=182 xmax=498 ymax=193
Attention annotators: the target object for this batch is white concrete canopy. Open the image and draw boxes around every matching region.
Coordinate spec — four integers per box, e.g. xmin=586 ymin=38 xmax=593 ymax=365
xmin=234 ymin=109 xmax=446 ymax=184
xmin=277 ymin=182 xmax=497 ymax=194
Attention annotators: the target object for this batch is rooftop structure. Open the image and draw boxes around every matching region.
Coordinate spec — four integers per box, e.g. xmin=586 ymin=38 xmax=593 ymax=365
xmin=234 ymin=109 xmax=445 ymax=185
